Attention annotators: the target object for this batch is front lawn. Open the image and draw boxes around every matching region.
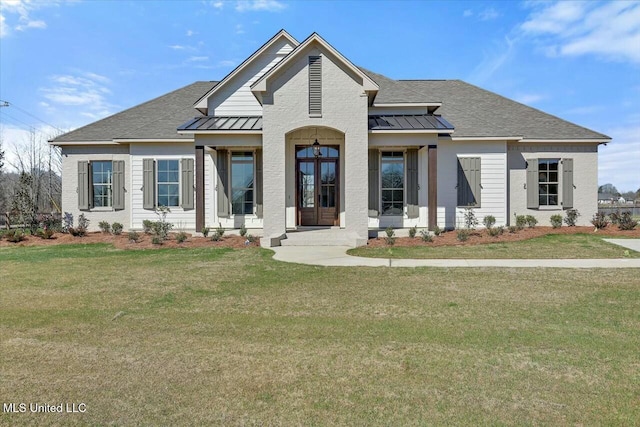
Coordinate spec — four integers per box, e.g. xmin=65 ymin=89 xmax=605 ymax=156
xmin=349 ymin=233 xmax=640 ymax=259
xmin=1 ymin=244 xmax=639 ymax=425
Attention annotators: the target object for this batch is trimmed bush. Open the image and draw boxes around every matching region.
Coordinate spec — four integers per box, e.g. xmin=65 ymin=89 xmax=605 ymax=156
xmin=384 ymin=226 xmax=396 ymax=245
xmin=420 ymin=230 xmax=433 ymax=242
xmin=432 ymin=225 xmax=442 ymax=236
xmin=240 ymin=223 xmax=247 ymax=237
xmin=590 ymin=212 xmax=609 ymax=230
xmin=408 ymin=225 xmax=417 ymax=239
xmin=5 ymin=230 xmax=26 ymax=243
xmin=508 ymin=225 xmax=518 ymax=234
xmin=112 ymin=222 xmax=123 ymax=235
xmin=456 ymin=229 xmax=470 ymax=242
xmin=525 ymin=215 xmax=538 ymax=228
xmin=37 ymin=228 xmax=55 ymax=239
xmin=616 ymin=211 xmax=638 ymax=231
xmin=550 ymin=214 xmax=563 ymax=229
xmin=128 ymin=231 xmax=140 ymax=243
xmin=151 ymin=235 xmax=163 ymax=245
xmin=98 ymin=221 xmax=111 ymax=233
xmin=564 ymin=209 xmax=580 ymax=227
xmin=142 ymin=220 xmax=153 ymax=234
xmin=176 ymin=231 xmax=188 ymax=243
xmin=483 ymin=215 xmax=496 ymax=230
xmin=201 ymin=226 xmax=210 ymax=237
xmin=488 ymin=226 xmax=504 ymax=237
xmin=515 ymin=215 xmax=527 ymax=230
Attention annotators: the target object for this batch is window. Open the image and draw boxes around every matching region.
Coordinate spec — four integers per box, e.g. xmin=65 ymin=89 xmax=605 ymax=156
xmin=92 ymin=161 xmax=112 ymax=207
xmin=538 ymin=159 xmax=559 ymax=206
xmin=157 ymin=159 xmax=180 ymax=207
xmin=381 ymin=152 xmax=404 ymax=215
xmin=231 ymin=152 xmax=254 ymax=215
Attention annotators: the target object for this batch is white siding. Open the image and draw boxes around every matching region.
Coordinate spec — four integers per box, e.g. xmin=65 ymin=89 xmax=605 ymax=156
xmin=437 ymin=140 xmax=508 ymax=229
xmin=208 ymin=40 xmax=294 ymax=116
xmin=60 ymin=145 xmax=130 ymax=231
xmin=508 ymin=143 xmax=599 ymax=226
xmin=129 ymin=143 xmax=196 ymax=230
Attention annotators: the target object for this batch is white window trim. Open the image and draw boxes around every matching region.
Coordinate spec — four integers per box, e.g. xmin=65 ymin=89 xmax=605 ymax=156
xmin=379 ymin=149 xmax=406 ymax=217
xmin=538 ymin=157 xmax=561 ymax=208
xmin=156 ymin=158 xmax=181 ymax=208
xmin=229 ymin=149 xmax=257 ymax=217
xmin=91 ymin=160 xmax=113 ymax=210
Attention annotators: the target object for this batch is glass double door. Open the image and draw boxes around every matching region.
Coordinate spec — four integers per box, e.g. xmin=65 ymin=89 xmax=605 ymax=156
xmin=296 ymin=146 xmax=339 ymax=226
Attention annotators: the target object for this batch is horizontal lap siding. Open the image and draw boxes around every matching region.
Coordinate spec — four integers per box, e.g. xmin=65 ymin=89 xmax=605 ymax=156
xmin=130 ymin=143 xmax=196 ymax=230
xmin=438 ymin=140 xmax=507 ymax=229
xmin=209 ymin=41 xmax=293 ymax=116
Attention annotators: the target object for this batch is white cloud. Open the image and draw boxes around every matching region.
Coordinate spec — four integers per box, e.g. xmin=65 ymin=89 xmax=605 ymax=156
xmin=15 ymin=19 xmax=46 ymax=31
xmin=169 ymin=44 xmax=187 ymax=50
xmin=0 ymin=0 xmax=59 ymax=37
xmin=479 ymin=8 xmax=500 ymax=21
xmin=235 ymin=23 xmax=244 ymax=34
xmin=235 ymin=0 xmax=286 ymax=13
xmin=469 ymin=36 xmax=516 ymax=84
xmin=212 ymin=1 xmax=224 ymax=10
xmin=187 ymin=56 xmax=209 ymax=62
xmin=521 ymin=1 xmax=640 ymax=64
xmin=514 ymin=93 xmax=546 ymax=105
xmin=217 ymin=59 xmax=236 ymax=67
xmin=40 ymin=71 xmax=115 ymax=119
xmin=186 ymin=29 xmax=195 ymax=36
xmin=598 ymin=126 xmax=640 ymax=192
xmin=463 ymin=9 xmax=472 ymax=18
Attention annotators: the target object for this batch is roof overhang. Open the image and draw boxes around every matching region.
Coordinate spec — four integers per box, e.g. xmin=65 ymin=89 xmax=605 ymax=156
xmin=369 ymin=129 xmax=453 ymax=134
xmin=519 ymin=138 xmax=611 ymax=144
xmin=250 ymin=32 xmax=379 ymax=100
xmin=193 ymin=29 xmax=299 ymax=112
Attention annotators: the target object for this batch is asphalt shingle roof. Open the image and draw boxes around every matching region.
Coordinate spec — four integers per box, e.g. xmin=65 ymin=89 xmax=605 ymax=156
xmin=52 ymin=81 xmax=218 ymax=142
xmin=52 ymin=70 xmax=609 ymax=143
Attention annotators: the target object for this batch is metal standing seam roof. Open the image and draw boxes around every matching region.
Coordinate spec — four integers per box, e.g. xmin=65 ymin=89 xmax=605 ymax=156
xmin=368 ymin=114 xmax=454 ymax=131
xmin=179 ymin=114 xmax=454 ymax=132
xmin=178 ymin=116 xmax=263 ymax=131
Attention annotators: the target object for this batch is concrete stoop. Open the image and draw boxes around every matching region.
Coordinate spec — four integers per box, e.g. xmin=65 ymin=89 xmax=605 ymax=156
xmin=281 ymin=228 xmax=365 ymax=247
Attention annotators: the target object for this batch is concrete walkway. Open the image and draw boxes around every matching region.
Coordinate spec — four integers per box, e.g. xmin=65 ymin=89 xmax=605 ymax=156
xmin=271 ymin=240 xmax=640 ymax=268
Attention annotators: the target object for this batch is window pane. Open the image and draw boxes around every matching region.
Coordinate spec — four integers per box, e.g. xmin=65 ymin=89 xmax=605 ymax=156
xmin=549 ymin=172 xmax=558 ymax=183
xmin=231 ymin=152 xmax=254 ymax=214
xmin=381 ymin=152 xmax=404 ymax=215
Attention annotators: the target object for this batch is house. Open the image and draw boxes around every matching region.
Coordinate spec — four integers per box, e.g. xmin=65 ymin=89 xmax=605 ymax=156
xmin=51 ymin=30 xmax=610 ymax=247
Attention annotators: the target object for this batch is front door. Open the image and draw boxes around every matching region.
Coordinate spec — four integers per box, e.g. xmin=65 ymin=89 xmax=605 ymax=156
xmin=296 ymin=146 xmax=339 ymax=226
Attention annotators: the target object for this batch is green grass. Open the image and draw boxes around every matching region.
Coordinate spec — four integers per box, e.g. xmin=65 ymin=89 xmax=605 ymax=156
xmin=1 ymin=244 xmax=639 ymax=425
xmin=348 ymin=233 xmax=640 ymax=259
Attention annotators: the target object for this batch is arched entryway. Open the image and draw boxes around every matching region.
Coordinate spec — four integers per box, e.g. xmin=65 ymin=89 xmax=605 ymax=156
xmin=286 ymin=127 xmax=345 ymax=227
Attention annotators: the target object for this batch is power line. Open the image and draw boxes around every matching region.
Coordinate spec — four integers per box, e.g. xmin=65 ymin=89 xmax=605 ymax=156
xmin=0 ymin=99 xmax=64 ymax=133
xmin=0 ymin=111 xmax=36 ymax=131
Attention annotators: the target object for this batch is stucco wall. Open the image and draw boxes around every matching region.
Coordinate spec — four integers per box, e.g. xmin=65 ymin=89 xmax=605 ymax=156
xmin=261 ymin=44 xmax=370 ymax=246
xmin=508 ymin=143 xmax=599 ymax=226
xmin=60 ymin=145 xmax=130 ymax=231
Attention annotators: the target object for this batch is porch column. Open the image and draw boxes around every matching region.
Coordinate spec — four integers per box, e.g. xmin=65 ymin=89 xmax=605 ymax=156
xmin=428 ymin=144 xmax=438 ymax=230
xmin=260 ymin=130 xmax=287 ymax=247
xmin=195 ymin=146 xmax=205 ymax=232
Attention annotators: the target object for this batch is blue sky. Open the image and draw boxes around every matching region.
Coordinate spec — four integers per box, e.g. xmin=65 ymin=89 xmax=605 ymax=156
xmin=1 ymin=0 xmax=638 ymax=191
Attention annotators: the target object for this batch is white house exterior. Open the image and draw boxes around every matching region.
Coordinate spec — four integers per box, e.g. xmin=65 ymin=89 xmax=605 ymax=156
xmin=52 ymin=30 xmax=610 ymax=247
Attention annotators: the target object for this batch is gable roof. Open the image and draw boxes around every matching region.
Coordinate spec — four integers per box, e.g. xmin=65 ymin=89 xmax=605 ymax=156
xmin=193 ymin=29 xmax=298 ymax=112
xmin=51 ymin=81 xmax=217 ymax=143
xmin=251 ymin=32 xmax=378 ymax=94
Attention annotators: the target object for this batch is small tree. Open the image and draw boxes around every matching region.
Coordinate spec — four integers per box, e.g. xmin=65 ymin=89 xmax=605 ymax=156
xmin=11 ymin=172 xmax=39 ymax=234
xmin=463 ymin=207 xmax=478 ymax=230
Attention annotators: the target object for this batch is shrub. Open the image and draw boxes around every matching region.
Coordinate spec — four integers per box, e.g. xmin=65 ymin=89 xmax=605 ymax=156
xmin=240 ymin=223 xmax=247 ymax=237
xmin=112 ymin=222 xmax=123 ymax=235
xmin=590 ymin=212 xmax=609 ymax=230
xmin=408 ymin=225 xmax=417 ymax=239
xmin=175 ymin=231 xmax=188 ymax=243
xmin=550 ymin=214 xmax=563 ymax=229
xmin=142 ymin=220 xmax=154 ymax=234
xmin=507 ymin=225 xmax=517 ymax=234
xmin=40 ymin=214 xmax=61 ymax=232
xmin=69 ymin=214 xmax=89 ymax=237
xmin=515 ymin=215 xmax=527 ymax=230
xmin=456 ymin=229 xmax=470 ymax=242
xmin=151 ymin=235 xmax=163 ymax=245
xmin=483 ymin=215 xmax=496 ymax=230
xmin=419 ymin=230 xmax=433 ymax=242
xmin=245 ymin=234 xmax=256 ymax=244
xmin=62 ymin=212 xmax=73 ymax=233
xmin=488 ymin=226 xmax=504 ymax=237
xmin=211 ymin=224 xmax=225 ymax=242
xmin=201 ymin=226 xmax=210 ymax=237
xmin=128 ymin=231 xmax=140 ymax=243
xmin=616 ymin=211 xmax=638 ymax=231
xmin=609 ymin=210 xmax=621 ymax=225
xmin=463 ymin=207 xmax=478 ymax=230
xmin=564 ymin=209 xmax=580 ymax=227
xmin=525 ymin=215 xmax=538 ymax=228
xmin=384 ymin=226 xmax=396 ymax=245
xmin=432 ymin=225 xmax=442 ymax=236
xmin=37 ymin=228 xmax=55 ymax=239
xmin=5 ymin=230 xmax=26 ymax=243
xmin=98 ymin=221 xmax=111 ymax=233
xmin=151 ymin=207 xmax=173 ymax=241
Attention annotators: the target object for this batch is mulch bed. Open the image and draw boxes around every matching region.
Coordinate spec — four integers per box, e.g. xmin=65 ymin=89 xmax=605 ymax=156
xmin=0 ymin=232 xmax=259 ymax=250
xmin=366 ymin=226 xmax=640 ymax=248
xmin=1 ymin=226 xmax=638 ymax=250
